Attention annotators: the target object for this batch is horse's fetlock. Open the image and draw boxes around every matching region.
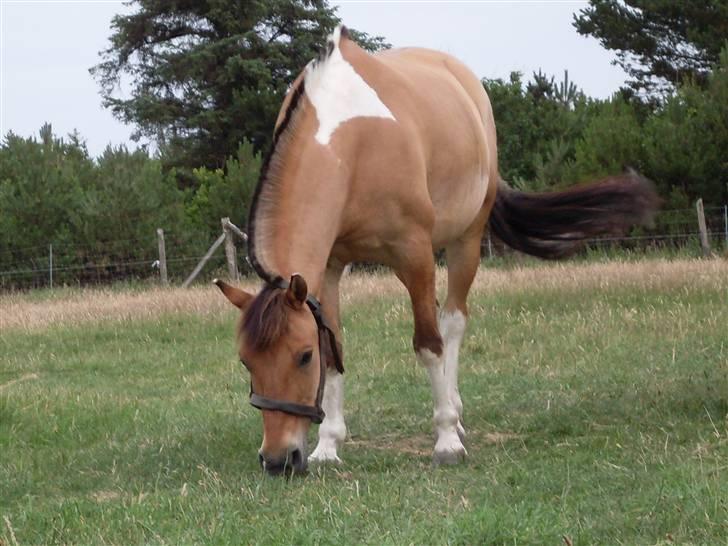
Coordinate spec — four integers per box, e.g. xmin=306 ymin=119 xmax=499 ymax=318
xmin=433 ymin=407 xmax=458 ymax=429
xmin=413 ymin=327 xmax=443 ymax=357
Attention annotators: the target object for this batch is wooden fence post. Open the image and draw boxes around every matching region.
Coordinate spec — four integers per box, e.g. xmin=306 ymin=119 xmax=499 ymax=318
xmin=156 ymin=228 xmax=168 ymax=285
xmin=696 ymin=198 xmax=711 ymax=257
xmin=221 ymin=217 xmax=239 ymax=281
xmin=182 ymin=233 xmax=226 ymax=288
xmin=222 ymin=218 xmax=248 ymax=242
xmin=49 ymin=244 xmax=53 ymax=289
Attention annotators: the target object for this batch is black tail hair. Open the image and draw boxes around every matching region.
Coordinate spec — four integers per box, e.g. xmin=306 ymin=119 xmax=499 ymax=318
xmin=488 ymin=170 xmax=660 ymax=259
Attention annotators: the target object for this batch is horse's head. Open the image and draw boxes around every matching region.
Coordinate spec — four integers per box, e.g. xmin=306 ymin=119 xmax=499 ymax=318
xmin=214 ymin=274 xmax=323 ymax=476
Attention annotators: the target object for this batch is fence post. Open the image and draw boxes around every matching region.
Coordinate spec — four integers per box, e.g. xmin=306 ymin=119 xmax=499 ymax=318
xmin=696 ymin=198 xmax=711 ymax=257
xmin=182 ymin=233 xmax=226 ymax=288
xmin=221 ymin=217 xmax=239 ymax=281
xmin=487 ymin=233 xmax=493 ymax=259
xmin=49 ymin=244 xmax=53 ymax=289
xmin=156 ymin=228 xmax=168 ymax=285
xmin=222 ymin=218 xmax=248 ymax=242
xmin=724 ymin=204 xmax=727 ymax=248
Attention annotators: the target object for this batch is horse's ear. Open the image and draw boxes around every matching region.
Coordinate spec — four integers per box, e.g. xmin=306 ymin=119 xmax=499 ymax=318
xmin=213 ymin=279 xmax=254 ymax=310
xmin=286 ymin=273 xmax=308 ymax=309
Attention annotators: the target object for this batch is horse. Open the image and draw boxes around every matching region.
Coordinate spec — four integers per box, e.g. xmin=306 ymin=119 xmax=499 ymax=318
xmin=214 ymin=26 xmax=658 ymax=475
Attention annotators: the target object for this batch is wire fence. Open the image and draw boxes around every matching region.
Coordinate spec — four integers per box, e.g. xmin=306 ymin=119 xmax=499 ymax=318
xmin=1 ymin=206 xmax=727 ymax=291
xmin=0 ymin=229 xmax=247 ymax=290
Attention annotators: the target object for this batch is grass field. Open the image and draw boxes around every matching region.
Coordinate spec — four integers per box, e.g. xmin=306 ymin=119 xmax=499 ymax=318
xmin=1 ymin=258 xmax=727 ymax=545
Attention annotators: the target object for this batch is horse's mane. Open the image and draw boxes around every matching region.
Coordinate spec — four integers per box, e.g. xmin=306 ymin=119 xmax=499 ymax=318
xmin=239 ymin=284 xmax=289 ymax=352
xmin=247 ymin=26 xmax=349 ymax=284
xmin=246 ymin=79 xmax=307 ymax=284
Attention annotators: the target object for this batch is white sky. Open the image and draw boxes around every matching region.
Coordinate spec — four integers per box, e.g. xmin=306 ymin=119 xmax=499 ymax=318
xmin=0 ymin=0 xmax=628 ymax=158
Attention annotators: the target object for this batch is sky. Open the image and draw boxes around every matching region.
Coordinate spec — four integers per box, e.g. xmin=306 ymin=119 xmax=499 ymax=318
xmin=0 ymin=0 xmax=629 ymax=158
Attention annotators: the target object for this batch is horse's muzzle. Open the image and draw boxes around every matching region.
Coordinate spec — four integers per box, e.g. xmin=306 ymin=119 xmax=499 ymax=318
xmin=259 ymin=447 xmax=307 ymax=476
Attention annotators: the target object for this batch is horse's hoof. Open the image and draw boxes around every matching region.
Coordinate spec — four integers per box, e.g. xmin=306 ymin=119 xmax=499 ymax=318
xmin=432 ymin=436 xmax=467 ymax=466
xmin=308 ymin=448 xmax=343 ymax=466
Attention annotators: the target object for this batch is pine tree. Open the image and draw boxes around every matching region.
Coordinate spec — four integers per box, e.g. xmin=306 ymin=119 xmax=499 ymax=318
xmin=91 ymin=0 xmax=387 ymax=177
xmin=574 ymin=1 xmax=728 ymax=97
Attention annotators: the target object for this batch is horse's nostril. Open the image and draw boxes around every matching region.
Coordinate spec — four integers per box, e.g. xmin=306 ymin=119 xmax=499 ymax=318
xmin=289 ymin=448 xmax=302 ymax=468
xmin=259 ymin=448 xmax=306 ymax=476
xmin=288 ymin=448 xmax=307 ymax=473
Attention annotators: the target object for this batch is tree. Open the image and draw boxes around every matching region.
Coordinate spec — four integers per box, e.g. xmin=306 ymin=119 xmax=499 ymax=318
xmin=0 ymin=125 xmax=90 ymax=263
xmin=83 ymin=145 xmax=193 ymax=252
xmin=573 ymin=1 xmax=728 ymax=97
xmin=569 ymin=98 xmax=645 ymax=182
xmin=483 ymin=71 xmax=588 ymax=190
xmin=186 ymin=139 xmax=262 ymax=238
xmin=91 ymin=0 xmax=387 ymax=177
xmin=0 ymin=124 xmax=210 ymax=287
xmin=642 ymin=47 xmax=728 ymax=204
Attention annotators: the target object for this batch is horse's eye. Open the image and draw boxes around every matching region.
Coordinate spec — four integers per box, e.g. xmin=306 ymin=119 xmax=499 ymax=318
xmin=298 ymin=350 xmax=313 ymax=367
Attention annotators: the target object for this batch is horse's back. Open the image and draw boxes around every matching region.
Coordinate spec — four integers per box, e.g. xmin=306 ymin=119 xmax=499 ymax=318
xmin=363 ymin=46 xmax=498 ymax=246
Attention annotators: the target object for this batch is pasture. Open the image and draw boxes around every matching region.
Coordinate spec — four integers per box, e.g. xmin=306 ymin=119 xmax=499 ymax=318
xmin=1 ymin=258 xmax=727 ymax=544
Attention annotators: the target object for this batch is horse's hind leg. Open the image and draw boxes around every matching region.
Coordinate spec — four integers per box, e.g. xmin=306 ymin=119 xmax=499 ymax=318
xmin=395 ymin=235 xmax=467 ymax=465
xmin=441 ymin=232 xmax=483 ymax=441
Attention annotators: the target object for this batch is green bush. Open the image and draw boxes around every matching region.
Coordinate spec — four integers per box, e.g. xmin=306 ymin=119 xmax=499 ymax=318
xmin=186 ymin=139 xmax=261 ymax=239
xmin=81 ymin=146 xmax=193 ymax=249
xmin=484 ymin=52 xmax=727 ymax=207
xmin=0 ymin=126 xmax=200 ymax=287
xmin=643 ymin=48 xmax=728 ymax=204
xmin=569 ymin=98 xmax=645 ymax=182
xmin=484 ymin=71 xmax=591 ymax=190
xmin=0 ymin=125 xmax=89 ymax=258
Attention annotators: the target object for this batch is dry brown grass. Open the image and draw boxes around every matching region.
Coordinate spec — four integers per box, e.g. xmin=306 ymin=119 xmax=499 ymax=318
xmin=1 ymin=258 xmax=726 ymax=333
xmin=343 ymin=257 xmax=728 ymax=303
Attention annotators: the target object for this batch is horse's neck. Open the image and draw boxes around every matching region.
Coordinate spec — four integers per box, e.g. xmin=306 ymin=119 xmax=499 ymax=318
xmin=256 ymin=147 xmax=346 ymax=296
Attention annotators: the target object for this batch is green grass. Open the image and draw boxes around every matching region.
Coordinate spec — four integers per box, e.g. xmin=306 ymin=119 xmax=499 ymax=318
xmin=1 ymin=263 xmax=727 ymax=544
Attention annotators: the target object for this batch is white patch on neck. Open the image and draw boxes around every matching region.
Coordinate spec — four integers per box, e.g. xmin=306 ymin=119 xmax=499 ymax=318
xmin=304 ymin=26 xmax=395 ymax=145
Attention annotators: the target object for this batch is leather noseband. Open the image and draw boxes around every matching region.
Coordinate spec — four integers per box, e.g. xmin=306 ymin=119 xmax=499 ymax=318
xmin=247 ymin=277 xmax=343 ymax=424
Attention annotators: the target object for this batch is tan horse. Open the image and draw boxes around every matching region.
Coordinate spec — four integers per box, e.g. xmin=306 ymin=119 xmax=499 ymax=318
xmin=215 ymin=26 xmax=657 ymax=475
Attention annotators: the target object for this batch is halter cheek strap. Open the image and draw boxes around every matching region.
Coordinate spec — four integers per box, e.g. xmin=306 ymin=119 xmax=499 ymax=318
xmin=247 ymin=277 xmax=344 ymax=424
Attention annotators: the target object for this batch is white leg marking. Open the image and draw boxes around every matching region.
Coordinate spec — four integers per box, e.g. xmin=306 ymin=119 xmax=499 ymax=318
xmin=439 ymin=309 xmax=467 ymax=440
xmin=308 ymin=370 xmax=346 ymax=465
xmin=418 ymin=349 xmax=467 ymax=465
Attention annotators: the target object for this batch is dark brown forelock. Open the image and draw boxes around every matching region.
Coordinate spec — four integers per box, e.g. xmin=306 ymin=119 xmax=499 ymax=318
xmin=239 ymin=284 xmax=289 ymax=352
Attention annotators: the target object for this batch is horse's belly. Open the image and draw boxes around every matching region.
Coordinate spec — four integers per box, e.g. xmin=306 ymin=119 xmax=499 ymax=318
xmin=430 ymin=170 xmax=490 ymax=247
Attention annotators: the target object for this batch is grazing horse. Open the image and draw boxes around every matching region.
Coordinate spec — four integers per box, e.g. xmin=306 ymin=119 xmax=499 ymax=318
xmin=214 ymin=26 xmax=658 ymax=475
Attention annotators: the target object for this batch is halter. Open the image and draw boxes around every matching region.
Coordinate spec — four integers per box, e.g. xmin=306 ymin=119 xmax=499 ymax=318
xmin=248 ymin=277 xmax=343 ymax=424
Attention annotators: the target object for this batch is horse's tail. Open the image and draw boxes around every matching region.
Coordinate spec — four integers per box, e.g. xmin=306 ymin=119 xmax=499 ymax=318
xmin=488 ymin=170 xmax=660 ymax=259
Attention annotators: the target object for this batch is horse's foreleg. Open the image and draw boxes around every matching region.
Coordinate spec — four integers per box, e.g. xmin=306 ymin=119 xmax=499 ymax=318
xmin=309 ymin=263 xmax=347 ymax=465
xmin=308 ymin=369 xmax=346 ymax=464
xmin=396 ymin=242 xmax=467 ymax=465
